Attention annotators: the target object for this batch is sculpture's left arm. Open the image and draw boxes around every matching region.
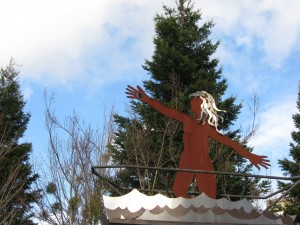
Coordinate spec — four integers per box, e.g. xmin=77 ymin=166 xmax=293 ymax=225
xmin=208 ymin=127 xmax=270 ymax=169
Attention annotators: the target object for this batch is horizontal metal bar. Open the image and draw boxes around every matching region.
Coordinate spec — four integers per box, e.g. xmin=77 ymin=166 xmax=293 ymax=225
xmin=92 ymin=164 xmax=300 ymax=207
xmin=92 ymin=165 xmax=300 ymax=180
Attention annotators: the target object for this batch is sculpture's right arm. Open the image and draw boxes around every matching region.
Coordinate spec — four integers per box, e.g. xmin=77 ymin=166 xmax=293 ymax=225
xmin=207 ymin=126 xmax=270 ymax=170
xmin=126 ymin=85 xmax=186 ymax=123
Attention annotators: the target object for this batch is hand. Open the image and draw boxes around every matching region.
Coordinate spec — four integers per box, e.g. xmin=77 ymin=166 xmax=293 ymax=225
xmin=125 ymin=85 xmax=147 ymax=101
xmin=249 ymin=154 xmax=270 ymax=170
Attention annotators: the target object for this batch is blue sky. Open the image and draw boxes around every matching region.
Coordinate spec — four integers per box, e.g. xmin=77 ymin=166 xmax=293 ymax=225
xmin=1 ymin=0 xmax=300 ymax=182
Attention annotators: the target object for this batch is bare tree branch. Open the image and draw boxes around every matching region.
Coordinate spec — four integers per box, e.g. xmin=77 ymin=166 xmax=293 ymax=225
xmin=33 ymin=92 xmax=115 ymax=225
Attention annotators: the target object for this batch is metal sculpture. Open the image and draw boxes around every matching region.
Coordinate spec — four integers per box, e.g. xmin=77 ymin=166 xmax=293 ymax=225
xmin=126 ymin=85 xmax=270 ymax=199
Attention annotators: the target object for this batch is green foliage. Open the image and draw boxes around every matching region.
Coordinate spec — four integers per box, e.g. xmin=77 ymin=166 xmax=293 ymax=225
xmin=0 ymin=59 xmax=39 ymax=224
xmin=277 ymin=82 xmax=300 ymax=218
xmin=111 ymin=0 xmax=265 ymax=199
xmin=68 ymin=196 xmax=80 ymax=214
xmin=268 ymin=199 xmax=285 ymax=213
xmin=81 ymin=191 xmax=103 ymax=224
xmin=52 ymin=202 xmax=62 ymax=212
xmin=46 ymin=182 xmax=57 ymax=194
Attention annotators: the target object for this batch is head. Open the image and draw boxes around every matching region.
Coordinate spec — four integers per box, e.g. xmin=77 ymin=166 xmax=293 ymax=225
xmin=190 ymin=95 xmax=203 ymax=116
xmin=189 ymin=91 xmax=226 ymax=133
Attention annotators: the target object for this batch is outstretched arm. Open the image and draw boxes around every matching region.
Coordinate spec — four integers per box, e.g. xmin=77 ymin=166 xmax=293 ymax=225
xmin=126 ymin=85 xmax=187 ymax=123
xmin=208 ymin=127 xmax=270 ymax=170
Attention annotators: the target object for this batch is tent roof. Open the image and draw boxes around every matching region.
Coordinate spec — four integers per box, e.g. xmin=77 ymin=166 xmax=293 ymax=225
xmin=101 ymin=190 xmax=293 ymax=225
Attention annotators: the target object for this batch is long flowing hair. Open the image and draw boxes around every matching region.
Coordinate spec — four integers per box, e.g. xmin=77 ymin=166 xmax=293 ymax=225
xmin=189 ymin=91 xmax=226 ymax=133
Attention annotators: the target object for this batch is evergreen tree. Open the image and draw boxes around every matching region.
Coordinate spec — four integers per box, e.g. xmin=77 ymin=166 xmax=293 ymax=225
xmin=111 ymin=0 xmax=266 ymax=198
xmin=278 ymin=82 xmax=300 ymax=219
xmin=0 ymin=60 xmax=39 ymax=224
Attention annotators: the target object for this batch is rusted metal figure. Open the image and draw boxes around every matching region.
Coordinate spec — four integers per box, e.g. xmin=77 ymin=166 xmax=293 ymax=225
xmin=126 ymin=85 xmax=270 ymax=199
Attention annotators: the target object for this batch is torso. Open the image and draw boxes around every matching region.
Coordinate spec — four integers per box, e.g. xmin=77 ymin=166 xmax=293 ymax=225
xmin=183 ymin=117 xmax=210 ymax=157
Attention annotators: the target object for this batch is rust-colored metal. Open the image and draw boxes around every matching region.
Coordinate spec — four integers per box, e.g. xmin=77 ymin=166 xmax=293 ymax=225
xmin=126 ymin=85 xmax=270 ymax=199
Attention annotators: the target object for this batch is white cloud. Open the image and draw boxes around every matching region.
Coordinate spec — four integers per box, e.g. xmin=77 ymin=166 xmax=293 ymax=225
xmin=0 ymin=0 xmax=173 ymax=87
xmin=0 ymin=0 xmax=108 ymax=82
xmin=22 ymin=86 xmax=33 ymax=101
xmin=198 ymin=0 xmax=300 ymax=68
xmin=0 ymin=0 xmax=299 ymax=88
xmin=249 ymin=95 xmax=297 ymax=167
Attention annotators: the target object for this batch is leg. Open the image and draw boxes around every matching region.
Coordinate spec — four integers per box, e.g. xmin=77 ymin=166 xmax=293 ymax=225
xmin=173 ymin=151 xmax=194 ymax=198
xmin=173 ymin=171 xmax=194 ymax=198
xmin=195 ymin=173 xmax=216 ymax=199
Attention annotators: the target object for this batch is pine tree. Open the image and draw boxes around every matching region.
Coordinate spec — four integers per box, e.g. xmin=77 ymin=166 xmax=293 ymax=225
xmin=111 ymin=0 xmax=266 ymax=199
xmin=278 ymin=82 xmax=300 ymax=219
xmin=0 ymin=60 xmax=39 ymax=224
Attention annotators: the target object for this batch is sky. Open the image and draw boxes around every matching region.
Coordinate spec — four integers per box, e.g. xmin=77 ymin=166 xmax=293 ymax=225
xmin=1 ymin=0 xmax=300 ymax=188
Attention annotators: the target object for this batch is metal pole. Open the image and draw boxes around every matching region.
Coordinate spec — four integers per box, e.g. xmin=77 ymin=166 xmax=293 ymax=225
xmin=92 ymin=165 xmax=300 ymax=180
xmin=92 ymin=165 xmax=300 ymax=202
